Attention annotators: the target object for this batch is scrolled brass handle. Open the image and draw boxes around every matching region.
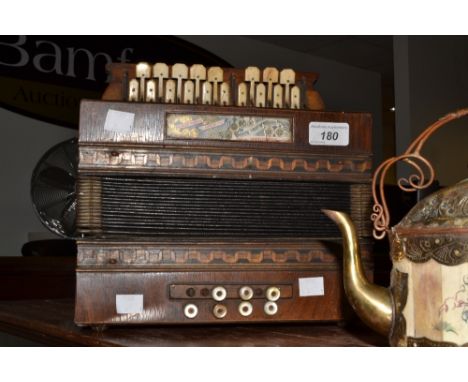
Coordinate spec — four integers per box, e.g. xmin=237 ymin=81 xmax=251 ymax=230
xmin=372 ymin=108 xmax=468 ymax=239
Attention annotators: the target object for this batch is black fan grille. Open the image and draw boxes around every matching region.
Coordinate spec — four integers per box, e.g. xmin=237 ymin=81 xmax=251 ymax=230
xmin=31 ymin=138 xmax=78 ymax=238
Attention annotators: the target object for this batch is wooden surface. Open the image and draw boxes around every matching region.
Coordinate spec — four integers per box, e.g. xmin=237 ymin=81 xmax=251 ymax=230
xmin=0 ymin=299 xmax=387 ymax=346
xmin=0 ymin=257 xmax=75 ymax=300
xmin=75 ymin=269 xmax=350 ymax=325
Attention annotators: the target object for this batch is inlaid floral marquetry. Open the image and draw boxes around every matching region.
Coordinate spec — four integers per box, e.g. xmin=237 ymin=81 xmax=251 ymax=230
xmin=166 ymin=113 xmax=292 ymax=143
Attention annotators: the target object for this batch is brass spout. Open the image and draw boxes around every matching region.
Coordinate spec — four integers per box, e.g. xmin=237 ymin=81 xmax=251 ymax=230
xmin=323 ymin=209 xmax=393 ymax=336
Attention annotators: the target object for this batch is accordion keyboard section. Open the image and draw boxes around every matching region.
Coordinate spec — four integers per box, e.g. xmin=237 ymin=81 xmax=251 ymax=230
xmin=77 ymin=176 xmax=371 ymax=238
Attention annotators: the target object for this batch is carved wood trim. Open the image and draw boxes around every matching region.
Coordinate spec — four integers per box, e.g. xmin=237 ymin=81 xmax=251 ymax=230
xmin=79 ymin=147 xmax=372 ymax=175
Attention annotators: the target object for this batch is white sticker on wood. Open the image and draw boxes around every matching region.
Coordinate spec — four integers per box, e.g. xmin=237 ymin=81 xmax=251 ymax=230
xmin=309 ymin=121 xmax=349 ymax=146
xmin=298 ymin=277 xmax=325 ymax=297
xmin=116 ymin=294 xmax=143 ymax=314
xmin=104 ymin=109 xmax=135 ymax=133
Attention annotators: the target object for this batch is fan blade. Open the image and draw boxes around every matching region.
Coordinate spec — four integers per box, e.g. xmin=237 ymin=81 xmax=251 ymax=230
xmin=61 ymin=143 xmax=78 ymax=174
xmin=38 ymin=167 xmax=75 ymax=192
xmin=61 ymin=197 xmax=76 ymax=220
xmin=61 ymin=197 xmax=77 ymax=235
xmin=37 ymin=191 xmax=74 ymax=214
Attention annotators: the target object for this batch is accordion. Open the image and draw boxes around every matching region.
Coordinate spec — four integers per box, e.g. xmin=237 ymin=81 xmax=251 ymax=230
xmin=74 ymin=63 xmax=373 ymax=327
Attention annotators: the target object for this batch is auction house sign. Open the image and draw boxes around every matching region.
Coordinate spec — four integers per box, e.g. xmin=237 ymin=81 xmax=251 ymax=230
xmin=0 ymin=36 xmax=229 ymax=128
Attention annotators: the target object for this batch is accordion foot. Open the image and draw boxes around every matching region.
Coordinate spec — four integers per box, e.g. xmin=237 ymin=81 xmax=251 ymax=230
xmin=91 ymin=325 xmax=108 ymax=332
xmin=336 ymin=320 xmax=349 ymax=328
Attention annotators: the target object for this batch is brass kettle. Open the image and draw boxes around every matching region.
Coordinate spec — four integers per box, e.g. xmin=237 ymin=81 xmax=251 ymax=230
xmin=324 ymin=109 xmax=468 ymax=346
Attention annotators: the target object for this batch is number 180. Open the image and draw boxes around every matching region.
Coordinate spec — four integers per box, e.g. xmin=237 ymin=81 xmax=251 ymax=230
xmin=321 ymin=131 xmax=339 ymax=141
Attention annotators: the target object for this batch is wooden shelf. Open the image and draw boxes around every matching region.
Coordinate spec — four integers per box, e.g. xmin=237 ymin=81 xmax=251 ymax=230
xmin=0 ymin=299 xmax=387 ymax=346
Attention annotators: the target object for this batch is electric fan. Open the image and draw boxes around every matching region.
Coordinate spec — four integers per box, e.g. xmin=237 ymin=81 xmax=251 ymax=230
xmin=30 ymin=138 xmax=78 ymax=239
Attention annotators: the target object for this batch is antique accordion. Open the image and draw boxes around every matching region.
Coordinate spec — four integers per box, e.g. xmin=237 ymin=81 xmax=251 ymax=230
xmin=74 ymin=63 xmax=373 ymax=327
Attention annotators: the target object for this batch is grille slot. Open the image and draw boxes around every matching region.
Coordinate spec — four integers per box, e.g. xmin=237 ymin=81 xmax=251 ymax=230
xmin=78 ymin=176 xmax=368 ymax=238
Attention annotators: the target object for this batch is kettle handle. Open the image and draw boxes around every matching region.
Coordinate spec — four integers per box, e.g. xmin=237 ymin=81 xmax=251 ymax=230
xmin=371 ymin=108 xmax=468 ymax=239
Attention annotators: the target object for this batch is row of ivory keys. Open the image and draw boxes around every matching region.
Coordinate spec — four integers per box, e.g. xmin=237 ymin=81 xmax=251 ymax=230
xmin=128 ymin=62 xmax=302 ymax=109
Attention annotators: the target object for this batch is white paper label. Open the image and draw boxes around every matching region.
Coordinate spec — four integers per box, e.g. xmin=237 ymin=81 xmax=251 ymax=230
xmin=308 ymin=121 xmax=349 ymax=146
xmin=116 ymin=294 xmax=143 ymax=314
xmin=298 ymin=277 xmax=325 ymax=297
xmin=104 ymin=109 xmax=135 ymax=133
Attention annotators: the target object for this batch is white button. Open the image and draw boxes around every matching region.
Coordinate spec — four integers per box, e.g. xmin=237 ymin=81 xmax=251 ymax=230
xmin=238 ymin=301 xmax=253 ymax=317
xmin=239 ymin=286 xmax=254 ymax=300
xmin=213 ymin=304 xmax=228 ymax=319
xmin=264 ymin=301 xmax=278 ymax=316
xmin=184 ymin=304 xmax=198 ymax=319
xmin=266 ymin=286 xmax=280 ymax=301
xmin=212 ymin=286 xmax=227 ymax=301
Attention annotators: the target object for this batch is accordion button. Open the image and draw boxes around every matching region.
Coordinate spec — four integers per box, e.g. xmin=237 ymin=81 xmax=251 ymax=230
xmin=212 ymin=286 xmax=227 ymax=301
xmin=213 ymin=304 xmax=228 ymax=319
xmin=266 ymin=286 xmax=281 ymax=301
xmin=238 ymin=301 xmax=253 ymax=317
xmin=183 ymin=304 xmax=198 ymax=319
xmin=239 ymin=286 xmax=254 ymax=301
xmin=264 ymin=301 xmax=278 ymax=316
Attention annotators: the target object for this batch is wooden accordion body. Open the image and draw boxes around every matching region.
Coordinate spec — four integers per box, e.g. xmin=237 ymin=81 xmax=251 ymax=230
xmin=74 ymin=63 xmax=373 ymax=326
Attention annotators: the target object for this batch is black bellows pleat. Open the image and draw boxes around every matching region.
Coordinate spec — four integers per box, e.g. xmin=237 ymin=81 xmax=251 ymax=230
xmin=79 ymin=176 xmax=352 ymax=238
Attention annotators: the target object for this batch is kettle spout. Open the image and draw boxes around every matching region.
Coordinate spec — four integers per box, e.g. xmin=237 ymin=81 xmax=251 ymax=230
xmin=323 ymin=209 xmax=393 ymax=336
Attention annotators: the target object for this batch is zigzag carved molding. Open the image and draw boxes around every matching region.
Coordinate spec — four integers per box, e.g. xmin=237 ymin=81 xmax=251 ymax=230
xmin=77 ymin=247 xmax=342 ymax=266
xmin=80 ymin=148 xmax=371 ymax=174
